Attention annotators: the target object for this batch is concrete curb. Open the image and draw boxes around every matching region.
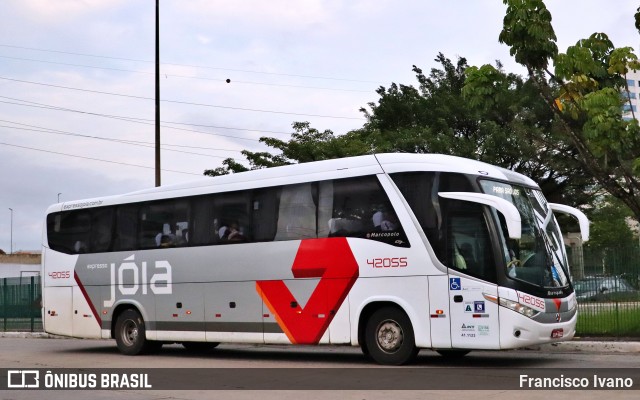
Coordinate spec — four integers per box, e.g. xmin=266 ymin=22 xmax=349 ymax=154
xmin=0 ymin=332 xmax=58 ymax=339
xmin=1 ymin=332 xmax=638 ymax=352
xmin=535 ymin=340 xmax=640 ymax=353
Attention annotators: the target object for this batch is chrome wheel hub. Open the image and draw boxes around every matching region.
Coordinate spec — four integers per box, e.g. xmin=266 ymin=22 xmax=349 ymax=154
xmin=376 ymin=319 xmax=403 ymax=353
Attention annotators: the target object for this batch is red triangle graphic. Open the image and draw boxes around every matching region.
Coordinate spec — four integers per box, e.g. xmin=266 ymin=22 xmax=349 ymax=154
xmin=256 ymin=237 xmax=359 ymax=344
xmin=552 ymin=298 xmax=562 ymax=311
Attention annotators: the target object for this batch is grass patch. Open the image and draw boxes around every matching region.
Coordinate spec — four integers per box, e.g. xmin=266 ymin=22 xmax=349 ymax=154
xmin=576 ymin=307 xmax=640 ymax=336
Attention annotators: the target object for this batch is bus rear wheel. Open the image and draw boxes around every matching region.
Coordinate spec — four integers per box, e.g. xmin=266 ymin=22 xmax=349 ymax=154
xmin=115 ymin=309 xmax=152 ymax=355
xmin=364 ymin=306 xmax=418 ymax=365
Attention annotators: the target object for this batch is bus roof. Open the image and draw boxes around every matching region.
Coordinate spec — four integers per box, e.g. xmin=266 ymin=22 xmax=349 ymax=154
xmin=48 ymin=153 xmax=539 ymax=213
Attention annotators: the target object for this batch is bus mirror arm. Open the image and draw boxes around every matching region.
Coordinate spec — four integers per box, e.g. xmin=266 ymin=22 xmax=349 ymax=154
xmin=438 ymin=192 xmax=522 ymax=239
xmin=548 ymin=203 xmax=590 ymax=242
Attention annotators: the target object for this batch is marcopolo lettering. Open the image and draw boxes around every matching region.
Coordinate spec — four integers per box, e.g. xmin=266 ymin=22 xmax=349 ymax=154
xmin=103 ymin=255 xmax=172 ymax=307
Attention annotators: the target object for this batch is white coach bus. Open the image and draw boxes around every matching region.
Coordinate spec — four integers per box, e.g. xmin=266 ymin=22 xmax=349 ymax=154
xmin=41 ymin=153 xmax=589 ymax=365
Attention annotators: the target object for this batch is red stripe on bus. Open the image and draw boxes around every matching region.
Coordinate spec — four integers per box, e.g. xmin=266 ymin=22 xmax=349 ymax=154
xmin=74 ymin=272 xmax=102 ymax=327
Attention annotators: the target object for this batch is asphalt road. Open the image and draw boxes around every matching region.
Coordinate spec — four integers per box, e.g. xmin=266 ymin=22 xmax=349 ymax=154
xmin=0 ymin=337 xmax=638 ymax=400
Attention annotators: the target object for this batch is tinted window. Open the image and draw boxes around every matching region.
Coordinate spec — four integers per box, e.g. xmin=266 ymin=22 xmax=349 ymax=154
xmin=391 ymin=172 xmax=470 ymax=260
xmin=446 ymin=201 xmax=497 ymax=282
xmin=139 ymin=200 xmax=190 ymax=249
xmin=190 ymin=196 xmax=216 ymax=246
xmin=47 ymin=210 xmax=91 ymax=254
xmin=47 ymin=207 xmax=114 ymax=254
xmin=392 ymin=171 xmax=497 ymax=281
xmin=324 ymin=176 xmax=408 ymax=247
xmin=271 ymin=183 xmax=313 ymax=240
xmin=114 ymin=205 xmax=138 ymax=251
xmin=252 ymin=187 xmax=280 ymax=242
xmin=90 ymin=208 xmax=114 ymax=253
xmin=47 ymin=175 xmax=409 ymax=254
xmin=214 ymin=191 xmax=251 ymax=243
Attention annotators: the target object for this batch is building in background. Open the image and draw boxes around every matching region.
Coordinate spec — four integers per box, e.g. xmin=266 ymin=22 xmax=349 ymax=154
xmin=622 ymin=70 xmax=640 ymax=121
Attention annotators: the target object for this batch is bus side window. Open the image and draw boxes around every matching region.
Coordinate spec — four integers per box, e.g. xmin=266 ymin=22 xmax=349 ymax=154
xmin=326 ymin=178 xmax=371 ymax=237
xmin=252 ymin=187 xmax=280 ymax=242
xmin=114 ymin=205 xmax=138 ymax=252
xmin=47 ymin=211 xmax=91 ymax=254
xmin=214 ymin=191 xmax=251 ymax=244
xmin=172 ymin=200 xmax=190 ymax=246
xmin=138 ymin=205 xmax=166 ymax=249
xmin=190 ymin=195 xmax=215 ymax=246
xmin=275 ymin=183 xmax=317 ymax=241
xmin=322 ymin=176 xmax=409 ymax=247
xmin=138 ymin=200 xmax=190 ymax=249
xmin=90 ymin=207 xmax=114 ymax=253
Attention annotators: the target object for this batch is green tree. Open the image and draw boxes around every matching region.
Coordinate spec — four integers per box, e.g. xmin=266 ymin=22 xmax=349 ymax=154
xmin=586 ymin=196 xmax=637 ymax=251
xmin=464 ymin=0 xmax=640 ymax=220
xmin=204 ymin=122 xmax=367 ymax=176
xmin=205 ymin=53 xmax=596 ymax=206
xmin=362 ymin=54 xmax=593 ymax=205
xmin=360 ymin=54 xmax=594 ymax=205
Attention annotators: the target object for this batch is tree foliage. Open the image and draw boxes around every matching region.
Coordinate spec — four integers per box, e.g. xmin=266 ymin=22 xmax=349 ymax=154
xmin=465 ymin=0 xmax=640 ymax=221
xmin=203 ymin=122 xmax=368 ymax=176
xmin=361 ymin=54 xmax=597 ymax=204
xmin=499 ymin=0 xmax=557 ymax=69
xmin=586 ymin=195 xmax=637 ymax=251
xmin=207 ymin=53 xmax=595 ymax=206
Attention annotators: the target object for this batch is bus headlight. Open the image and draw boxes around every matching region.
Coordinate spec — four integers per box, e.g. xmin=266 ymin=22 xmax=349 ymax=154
xmin=499 ymin=298 xmax=540 ymax=318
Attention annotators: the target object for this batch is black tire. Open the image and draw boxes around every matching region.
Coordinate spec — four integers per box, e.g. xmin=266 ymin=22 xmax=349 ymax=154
xmin=364 ymin=306 xmax=418 ymax=365
xmin=436 ymin=349 xmax=470 ymax=358
xmin=114 ymin=308 xmax=151 ymax=355
xmin=182 ymin=342 xmax=219 ymax=352
xmin=360 ymin=341 xmax=370 ymax=357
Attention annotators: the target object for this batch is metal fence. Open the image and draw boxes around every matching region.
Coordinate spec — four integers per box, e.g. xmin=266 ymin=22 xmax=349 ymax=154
xmin=1 ymin=247 xmax=639 ymax=337
xmin=0 ymin=276 xmax=42 ymax=332
xmin=573 ymin=246 xmax=640 ymax=338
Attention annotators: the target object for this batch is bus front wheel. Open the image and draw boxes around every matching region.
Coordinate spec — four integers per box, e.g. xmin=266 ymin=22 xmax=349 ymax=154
xmin=364 ymin=306 xmax=418 ymax=365
xmin=115 ymin=309 xmax=151 ymax=355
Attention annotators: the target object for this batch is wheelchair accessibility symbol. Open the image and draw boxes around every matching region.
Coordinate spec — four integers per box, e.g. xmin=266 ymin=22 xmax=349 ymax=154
xmin=449 ymin=277 xmax=461 ymax=291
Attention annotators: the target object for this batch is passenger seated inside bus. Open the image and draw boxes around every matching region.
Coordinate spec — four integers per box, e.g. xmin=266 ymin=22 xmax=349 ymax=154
xmin=327 ymin=218 xmax=364 ymax=237
xmin=74 ymin=240 xmax=88 ymax=253
xmin=158 ymin=234 xmax=176 ymax=248
xmin=155 ymin=223 xmax=179 ymax=247
xmin=218 ymin=221 xmax=246 ymax=242
xmin=181 ymin=228 xmax=189 ymax=243
xmin=458 ymin=242 xmax=477 ymax=270
xmin=372 ymin=207 xmax=398 ymax=231
xmin=372 ymin=205 xmax=385 ymax=230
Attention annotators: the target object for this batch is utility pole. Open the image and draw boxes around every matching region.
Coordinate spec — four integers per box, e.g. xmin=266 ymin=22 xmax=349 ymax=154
xmin=155 ymin=0 xmax=161 ymax=187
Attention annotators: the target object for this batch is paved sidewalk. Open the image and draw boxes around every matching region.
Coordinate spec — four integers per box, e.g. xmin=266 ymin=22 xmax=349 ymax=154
xmin=2 ymin=331 xmax=639 ymax=352
xmin=536 ymin=340 xmax=640 ymax=353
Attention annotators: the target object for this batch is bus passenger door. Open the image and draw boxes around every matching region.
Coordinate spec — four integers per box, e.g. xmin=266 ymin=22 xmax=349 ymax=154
xmin=445 ymin=207 xmax=500 ymax=349
xmin=428 ymin=275 xmax=451 ymax=348
xmin=448 ymin=275 xmax=500 ymax=349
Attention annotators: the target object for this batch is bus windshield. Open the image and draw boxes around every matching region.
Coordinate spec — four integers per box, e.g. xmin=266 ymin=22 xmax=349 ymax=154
xmin=479 ymin=180 xmax=570 ymax=289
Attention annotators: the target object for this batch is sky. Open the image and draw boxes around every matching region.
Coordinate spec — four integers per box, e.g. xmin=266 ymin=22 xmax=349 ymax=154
xmin=0 ymin=0 xmax=639 ymax=252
